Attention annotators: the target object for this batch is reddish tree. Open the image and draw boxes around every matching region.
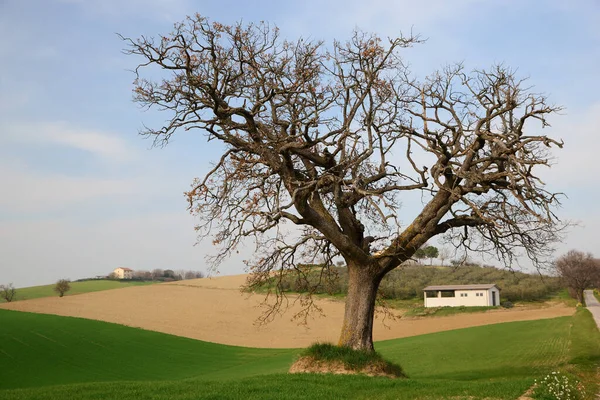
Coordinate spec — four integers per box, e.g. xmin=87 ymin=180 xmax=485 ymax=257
xmin=554 ymin=250 xmax=600 ymax=304
xmin=122 ymin=15 xmax=566 ymax=351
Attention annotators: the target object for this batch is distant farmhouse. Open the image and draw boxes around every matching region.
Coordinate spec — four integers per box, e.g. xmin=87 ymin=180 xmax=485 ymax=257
xmin=423 ymin=284 xmax=500 ymax=308
xmin=113 ymin=267 xmax=133 ymax=280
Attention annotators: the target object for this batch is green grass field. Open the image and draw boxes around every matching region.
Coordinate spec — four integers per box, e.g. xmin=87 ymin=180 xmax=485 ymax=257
xmin=403 ymin=305 xmax=498 ymax=317
xmin=1 ymin=308 xmax=599 ymax=399
xmin=0 ymin=280 xmax=156 ymax=303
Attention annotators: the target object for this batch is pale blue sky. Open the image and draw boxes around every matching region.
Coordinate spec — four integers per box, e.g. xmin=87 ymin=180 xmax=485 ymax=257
xmin=1 ymin=0 xmax=599 ymax=287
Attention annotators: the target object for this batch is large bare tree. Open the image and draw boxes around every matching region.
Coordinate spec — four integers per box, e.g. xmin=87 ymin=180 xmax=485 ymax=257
xmin=554 ymin=250 xmax=600 ymax=304
xmin=122 ymin=15 xmax=565 ymax=351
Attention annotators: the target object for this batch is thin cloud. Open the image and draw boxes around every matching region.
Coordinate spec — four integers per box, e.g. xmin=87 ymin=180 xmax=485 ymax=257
xmin=5 ymin=121 xmax=135 ymax=163
xmin=0 ymin=161 xmax=139 ymax=213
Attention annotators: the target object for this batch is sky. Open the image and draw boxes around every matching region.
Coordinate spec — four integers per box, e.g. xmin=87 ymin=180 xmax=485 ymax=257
xmin=1 ymin=0 xmax=599 ymax=287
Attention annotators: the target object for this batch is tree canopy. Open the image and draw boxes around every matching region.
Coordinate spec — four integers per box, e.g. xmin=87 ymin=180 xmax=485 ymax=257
xmin=554 ymin=250 xmax=600 ymax=304
xmin=122 ymin=14 xmax=566 ymax=350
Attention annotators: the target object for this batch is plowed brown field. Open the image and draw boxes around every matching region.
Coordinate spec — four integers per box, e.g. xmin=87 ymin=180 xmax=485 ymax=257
xmin=0 ymin=274 xmax=574 ymax=348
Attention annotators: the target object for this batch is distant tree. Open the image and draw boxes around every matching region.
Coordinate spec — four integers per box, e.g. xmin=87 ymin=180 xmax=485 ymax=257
xmin=413 ymin=244 xmax=428 ymax=263
xmin=134 ymin=270 xmax=153 ymax=280
xmin=554 ymin=250 xmax=600 ymax=304
xmin=107 ymin=272 xmax=118 ymax=280
xmin=151 ymin=269 xmax=164 ymax=280
xmin=450 ymin=259 xmax=461 ymax=267
xmin=184 ymin=270 xmax=205 ymax=279
xmin=0 ymin=283 xmax=16 ymax=302
xmin=54 ymin=279 xmax=71 ymax=298
xmin=163 ymin=269 xmax=176 ymax=279
xmin=438 ymin=247 xmax=451 ymax=266
xmin=424 ymin=246 xmax=439 ymax=265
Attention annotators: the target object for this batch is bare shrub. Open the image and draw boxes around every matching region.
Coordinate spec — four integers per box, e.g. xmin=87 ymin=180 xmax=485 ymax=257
xmin=0 ymin=283 xmax=17 ymax=302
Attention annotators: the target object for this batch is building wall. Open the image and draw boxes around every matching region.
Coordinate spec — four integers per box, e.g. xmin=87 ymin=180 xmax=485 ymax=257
xmin=424 ymin=288 xmax=500 ymax=307
xmin=114 ymin=268 xmax=133 ymax=279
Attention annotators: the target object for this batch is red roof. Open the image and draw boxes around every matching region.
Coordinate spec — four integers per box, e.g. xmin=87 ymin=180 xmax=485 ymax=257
xmin=116 ymin=267 xmax=133 ymax=271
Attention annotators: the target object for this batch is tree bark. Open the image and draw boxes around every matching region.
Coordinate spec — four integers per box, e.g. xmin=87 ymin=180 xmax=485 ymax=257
xmin=338 ymin=265 xmax=381 ymax=351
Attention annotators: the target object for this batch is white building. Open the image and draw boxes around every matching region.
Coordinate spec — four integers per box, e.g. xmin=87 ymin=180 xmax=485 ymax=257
xmin=113 ymin=267 xmax=133 ymax=280
xmin=423 ymin=284 xmax=500 ymax=308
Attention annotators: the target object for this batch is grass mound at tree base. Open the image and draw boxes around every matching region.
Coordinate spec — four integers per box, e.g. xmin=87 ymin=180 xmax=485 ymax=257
xmin=289 ymin=343 xmax=406 ymax=378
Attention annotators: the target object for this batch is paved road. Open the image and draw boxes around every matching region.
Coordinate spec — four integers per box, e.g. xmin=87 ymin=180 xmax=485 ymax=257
xmin=584 ymin=289 xmax=600 ymax=329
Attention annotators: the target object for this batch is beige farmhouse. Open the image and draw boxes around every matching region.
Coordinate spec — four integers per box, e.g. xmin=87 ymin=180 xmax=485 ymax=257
xmin=113 ymin=267 xmax=133 ymax=279
xmin=423 ymin=284 xmax=500 ymax=307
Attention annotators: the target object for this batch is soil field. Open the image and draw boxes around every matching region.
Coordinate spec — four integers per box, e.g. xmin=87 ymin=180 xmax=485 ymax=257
xmin=0 ymin=274 xmax=574 ymax=348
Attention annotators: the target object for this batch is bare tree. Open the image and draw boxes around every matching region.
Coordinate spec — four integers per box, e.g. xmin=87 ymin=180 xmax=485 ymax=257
xmin=0 ymin=283 xmax=17 ymax=302
xmin=438 ymin=247 xmax=451 ymax=267
xmin=54 ymin=279 xmax=71 ymax=298
xmin=184 ymin=270 xmax=205 ymax=279
xmin=122 ymin=15 xmax=566 ymax=351
xmin=134 ymin=270 xmax=153 ymax=280
xmin=554 ymin=250 xmax=600 ymax=304
xmin=151 ymin=269 xmax=164 ymax=280
xmin=174 ymin=269 xmax=186 ymax=280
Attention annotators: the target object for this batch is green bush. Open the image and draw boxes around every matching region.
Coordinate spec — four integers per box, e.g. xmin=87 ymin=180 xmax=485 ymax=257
xmin=501 ymin=301 xmax=514 ymax=309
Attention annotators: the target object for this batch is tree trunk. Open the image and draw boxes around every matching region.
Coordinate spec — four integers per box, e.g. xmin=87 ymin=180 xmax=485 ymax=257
xmin=338 ymin=265 xmax=381 ymax=351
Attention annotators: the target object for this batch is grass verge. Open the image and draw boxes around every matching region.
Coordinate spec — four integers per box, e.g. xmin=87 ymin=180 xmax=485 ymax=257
xmin=403 ymin=305 xmax=497 ymax=317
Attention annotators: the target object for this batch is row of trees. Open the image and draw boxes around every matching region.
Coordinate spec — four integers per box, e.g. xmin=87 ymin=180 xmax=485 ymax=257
xmin=413 ymin=245 xmax=440 ymax=265
xmin=274 ymin=263 xmax=563 ymax=302
xmin=108 ymin=269 xmax=205 ymax=281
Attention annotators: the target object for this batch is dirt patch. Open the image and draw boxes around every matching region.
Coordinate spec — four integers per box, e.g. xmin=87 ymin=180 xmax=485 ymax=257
xmin=0 ymin=274 xmax=575 ymax=348
xmin=289 ymin=356 xmax=401 ymax=378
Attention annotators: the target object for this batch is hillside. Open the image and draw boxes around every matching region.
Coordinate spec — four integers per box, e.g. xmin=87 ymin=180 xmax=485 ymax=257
xmin=1 ymin=308 xmax=598 ymax=399
xmin=0 ymin=280 xmax=156 ymax=303
xmin=0 ymin=274 xmax=573 ymax=348
xmin=274 ymin=264 xmax=562 ymax=302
